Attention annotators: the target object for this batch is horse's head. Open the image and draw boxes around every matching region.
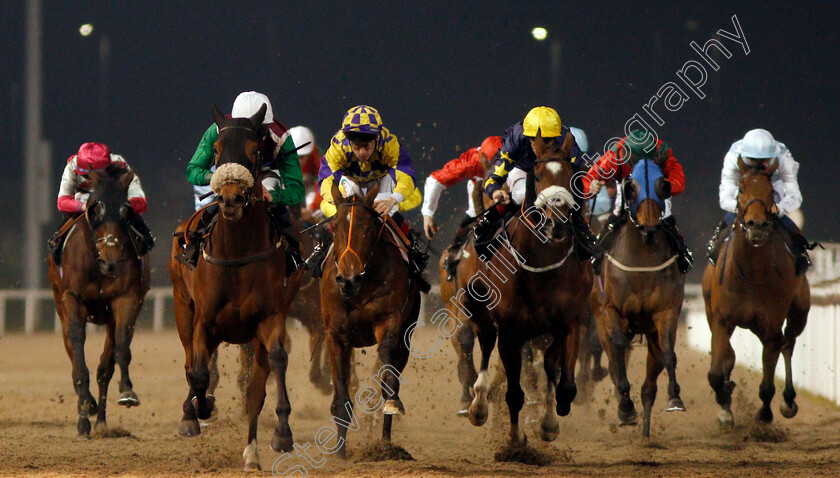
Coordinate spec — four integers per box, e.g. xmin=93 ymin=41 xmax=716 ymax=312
xmin=531 ymin=135 xmax=576 ymax=241
xmin=624 ymin=159 xmax=670 ymax=242
xmin=330 ymin=181 xmax=382 ymax=298
xmin=737 ymin=156 xmax=778 ymax=246
xmin=209 ymin=103 xmax=266 ymax=221
xmin=86 ymin=163 xmax=135 ymax=276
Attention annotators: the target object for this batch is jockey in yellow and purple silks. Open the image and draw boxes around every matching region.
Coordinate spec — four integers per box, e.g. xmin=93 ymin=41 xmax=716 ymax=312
xmin=306 ymin=105 xmax=426 ymax=278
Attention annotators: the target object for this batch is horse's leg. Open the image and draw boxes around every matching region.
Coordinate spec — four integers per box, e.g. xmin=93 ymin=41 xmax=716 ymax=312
xmin=575 ymin=321 xmax=593 ymax=404
xmin=654 ymin=309 xmax=685 ymax=413
xmin=707 ymin=317 xmax=736 ymax=428
xmin=498 ymin=333 xmax=526 ymax=446
xmin=641 ymin=331 xmax=665 ymax=438
xmin=207 ymin=349 xmax=220 ymax=399
xmin=242 ymin=342 xmax=271 ymax=471
xmin=188 ymin=323 xmax=217 ymax=421
xmin=326 ymin=331 xmax=353 ymax=459
xmin=452 ymin=325 xmax=477 ymax=416
xmin=600 ymin=306 xmax=636 ymax=425
xmin=521 ymin=341 xmax=540 ymax=403
xmin=238 ymin=341 xmax=256 ymax=411
xmin=61 ymin=294 xmax=97 ymax=437
xmin=540 ymin=336 xmax=560 ymax=441
xmin=468 ymin=314 xmax=497 ymax=427
xmin=112 ymin=295 xmax=142 ymax=408
xmin=557 ymin=323 xmax=580 ymax=417
xmin=94 ymin=322 xmax=116 ymax=430
xmin=780 ymin=303 xmax=808 ymax=419
xmin=376 ymin=316 xmax=412 ymax=441
xmin=258 ymin=317 xmax=294 ymax=453
xmin=174 ymin=293 xmax=201 ymax=437
xmin=756 ymin=334 xmax=784 ymax=424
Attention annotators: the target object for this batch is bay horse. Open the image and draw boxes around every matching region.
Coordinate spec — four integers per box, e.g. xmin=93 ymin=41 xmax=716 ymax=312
xmin=467 ymin=135 xmax=593 ymax=446
xmin=47 ymin=162 xmax=150 ymax=437
xmin=321 ymin=181 xmax=422 ymax=458
xmin=597 ymin=159 xmax=686 ymax=437
xmin=702 ymin=157 xmax=809 ymax=428
xmin=168 ymin=104 xmax=298 ymax=471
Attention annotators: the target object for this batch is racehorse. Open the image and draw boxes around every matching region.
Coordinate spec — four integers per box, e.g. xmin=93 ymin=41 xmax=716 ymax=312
xmin=47 ymin=162 xmax=150 ymax=437
xmin=320 ymin=181 xmax=422 ymax=458
xmin=597 ymin=159 xmax=686 ymax=437
xmin=702 ymin=157 xmax=810 ymax=428
xmin=467 ymin=134 xmax=593 ymax=446
xmin=169 ymin=104 xmax=298 ymax=471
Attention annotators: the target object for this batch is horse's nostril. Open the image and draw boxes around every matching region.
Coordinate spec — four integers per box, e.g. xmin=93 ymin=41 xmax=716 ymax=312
xmin=234 ymin=194 xmax=246 ymax=206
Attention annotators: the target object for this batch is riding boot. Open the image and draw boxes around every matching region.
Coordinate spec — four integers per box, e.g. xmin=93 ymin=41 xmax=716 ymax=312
xmin=47 ymin=229 xmax=65 ymax=265
xmin=305 ymin=235 xmax=333 ymax=279
xmin=182 ymin=203 xmax=219 ymax=267
xmin=661 ymin=215 xmax=694 ymax=274
xmin=571 ymin=211 xmax=605 ymax=275
xmin=474 ymin=204 xmax=506 ymax=260
xmin=444 ymin=216 xmax=473 ymax=281
xmin=777 ymin=219 xmax=819 ymax=276
xmin=267 ymin=205 xmax=307 ymax=276
xmin=129 ymin=214 xmax=156 ymax=256
xmin=706 ymin=218 xmax=729 ymax=266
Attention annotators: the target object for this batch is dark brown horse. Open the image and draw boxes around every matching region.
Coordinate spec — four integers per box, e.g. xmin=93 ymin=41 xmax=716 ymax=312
xmin=320 ymin=182 xmax=422 ymax=458
xmin=47 ymin=163 xmax=150 ymax=437
xmin=702 ymin=158 xmax=809 ymax=428
xmin=467 ymin=135 xmax=593 ymax=446
xmin=597 ymin=159 xmax=686 ymax=437
xmin=169 ymin=104 xmax=298 ymax=471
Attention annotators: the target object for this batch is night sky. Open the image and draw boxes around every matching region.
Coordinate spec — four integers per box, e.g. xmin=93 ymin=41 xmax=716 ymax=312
xmin=3 ymin=1 xmax=839 ymax=287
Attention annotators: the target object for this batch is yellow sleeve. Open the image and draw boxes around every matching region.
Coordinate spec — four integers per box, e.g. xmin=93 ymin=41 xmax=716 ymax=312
xmin=398 ymin=186 xmax=423 ymax=212
xmin=318 ymin=139 xmax=349 ymax=218
xmin=380 ymin=131 xmax=415 ymax=201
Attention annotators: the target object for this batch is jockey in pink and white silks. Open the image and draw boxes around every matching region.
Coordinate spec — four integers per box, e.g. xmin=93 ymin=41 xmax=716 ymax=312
xmin=707 ymin=128 xmax=816 ymax=275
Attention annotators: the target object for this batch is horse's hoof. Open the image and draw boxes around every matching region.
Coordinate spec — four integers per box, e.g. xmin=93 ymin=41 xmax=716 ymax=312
xmin=243 ymin=440 xmax=261 ymax=471
xmin=270 ymin=431 xmax=294 ymax=453
xmin=717 ymin=410 xmax=734 ymax=430
xmin=117 ymin=391 xmax=140 ymax=408
xmin=556 ymin=400 xmax=572 ymax=417
xmin=618 ymin=403 xmax=638 ymax=426
xmin=592 ymin=367 xmax=609 ymax=382
xmin=540 ymin=419 xmax=560 ymax=442
xmin=468 ymin=399 xmax=488 ymax=427
xmin=666 ymin=397 xmax=686 ymax=412
xmin=77 ymin=417 xmax=91 ymax=437
xmin=383 ymin=399 xmax=405 ymax=416
xmin=94 ymin=420 xmax=108 ymax=431
xmin=179 ymin=419 xmax=201 ymax=437
xmin=755 ymin=407 xmax=774 ymax=424
xmin=507 ymin=428 xmax=527 ymax=447
xmin=780 ymin=400 xmax=798 ymax=419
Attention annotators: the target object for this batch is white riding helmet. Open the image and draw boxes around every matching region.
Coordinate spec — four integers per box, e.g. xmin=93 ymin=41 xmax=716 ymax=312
xmin=569 ymin=127 xmax=589 ymax=154
xmin=231 ymin=91 xmax=273 ymax=125
xmin=740 ymin=128 xmax=778 ymax=159
xmin=289 ymin=126 xmax=315 ymax=155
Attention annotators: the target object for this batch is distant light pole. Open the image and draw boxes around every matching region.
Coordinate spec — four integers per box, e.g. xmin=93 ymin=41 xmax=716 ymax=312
xmin=532 ymin=27 xmax=561 ymax=107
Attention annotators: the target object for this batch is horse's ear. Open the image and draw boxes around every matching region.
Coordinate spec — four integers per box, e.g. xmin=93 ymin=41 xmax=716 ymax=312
xmin=211 ymin=103 xmax=225 ymax=126
xmin=736 ymin=155 xmax=750 ymax=176
xmin=88 ymin=170 xmax=101 ymax=187
xmin=364 ymin=184 xmax=380 ymax=205
xmin=331 ymin=179 xmax=345 ymax=207
xmin=120 ymin=169 xmax=135 ymax=190
xmin=250 ymin=104 xmax=267 ymax=128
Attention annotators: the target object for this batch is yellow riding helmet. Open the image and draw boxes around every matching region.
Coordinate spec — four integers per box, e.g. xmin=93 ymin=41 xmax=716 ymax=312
xmin=522 ymin=106 xmax=562 ymax=138
xmin=341 ymin=105 xmax=384 ymax=135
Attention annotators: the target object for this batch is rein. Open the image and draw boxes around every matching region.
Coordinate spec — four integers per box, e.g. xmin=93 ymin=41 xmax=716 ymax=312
xmin=333 ymin=198 xmax=388 ymax=276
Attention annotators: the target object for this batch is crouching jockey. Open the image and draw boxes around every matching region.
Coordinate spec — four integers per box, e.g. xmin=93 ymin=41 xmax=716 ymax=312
xmin=480 ymin=106 xmax=603 ymax=268
xmin=306 ymin=105 xmax=428 ymax=280
xmin=708 ymin=128 xmax=817 ymax=276
xmin=421 ymin=136 xmax=501 ymax=281
xmin=583 ymin=129 xmax=693 ymax=274
xmin=48 ymin=142 xmax=155 ymax=264
xmin=182 ymin=91 xmax=305 ymax=275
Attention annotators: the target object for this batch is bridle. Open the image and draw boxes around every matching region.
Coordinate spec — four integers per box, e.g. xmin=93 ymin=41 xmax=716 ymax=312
xmin=333 ymin=197 xmax=387 ymax=278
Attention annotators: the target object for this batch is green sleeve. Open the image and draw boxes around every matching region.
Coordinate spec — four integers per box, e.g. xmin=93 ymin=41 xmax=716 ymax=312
xmin=270 ymin=136 xmax=305 ymax=206
xmin=185 ymin=124 xmax=218 ymax=185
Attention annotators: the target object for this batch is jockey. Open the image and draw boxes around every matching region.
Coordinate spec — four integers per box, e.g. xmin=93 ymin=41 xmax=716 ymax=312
xmin=583 ymin=129 xmax=693 ymax=274
xmin=421 ymin=136 xmax=502 ymax=281
xmin=289 ymin=125 xmax=325 ymax=223
xmin=48 ymin=142 xmax=155 ymax=263
xmin=306 ymin=105 xmax=427 ymax=279
xmin=707 ymin=128 xmax=814 ymax=275
xmin=183 ymin=91 xmax=305 ymax=274
xmin=479 ymin=106 xmax=603 ymax=267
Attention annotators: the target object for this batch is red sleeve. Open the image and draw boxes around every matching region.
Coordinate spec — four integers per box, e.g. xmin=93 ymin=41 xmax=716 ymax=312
xmin=307 ymin=189 xmax=323 ymax=211
xmin=430 ymin=148 xmax=484 ymax=187
xmin=582 ymin=152 xmax=629 ymax=193
xmin=661 ymin=154 xmax=685 ymax=195
xmin=58 ymin=195 xmax=84 ymax=213
xmin=129 ymin=197 xmax=147 ymax=214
